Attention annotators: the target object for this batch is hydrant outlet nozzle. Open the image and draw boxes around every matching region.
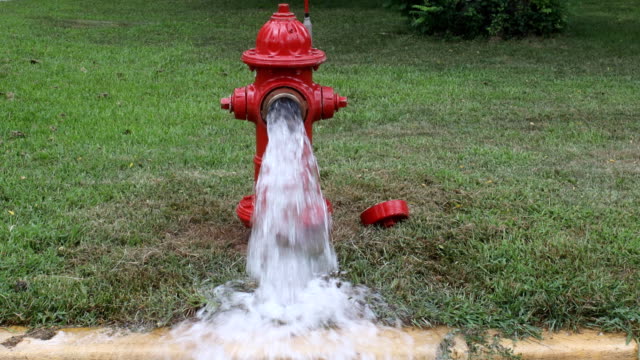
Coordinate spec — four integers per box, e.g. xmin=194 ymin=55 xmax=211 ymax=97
xmin=320 ymin=86 xmax=348 ymax=119
xmin=220 ymin=97 xmax=232 ymax=111
xmin=337 ymin=95 xmax=348 ymax=109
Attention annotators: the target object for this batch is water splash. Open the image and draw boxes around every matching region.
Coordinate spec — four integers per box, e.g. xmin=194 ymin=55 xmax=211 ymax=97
xmin=169 ymin=99 xmax=407 ymax=359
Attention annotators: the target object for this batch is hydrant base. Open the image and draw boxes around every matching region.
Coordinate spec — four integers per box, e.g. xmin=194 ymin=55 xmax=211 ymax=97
xmin=236 ymin=195 xmax=333 ymax=228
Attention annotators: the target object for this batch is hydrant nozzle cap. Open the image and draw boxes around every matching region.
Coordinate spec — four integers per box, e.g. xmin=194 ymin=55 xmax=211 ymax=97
xmin=337 ymin=96 xmax=348 ymax=109
xmin=220 ymin=97 xmax=231 ymax=111
xmin=361 ymin=200 xmax=410 ymax=228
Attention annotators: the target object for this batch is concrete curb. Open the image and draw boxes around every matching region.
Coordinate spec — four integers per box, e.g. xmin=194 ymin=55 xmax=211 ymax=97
xmin=0 ymin=326 xmax=636 ymax=359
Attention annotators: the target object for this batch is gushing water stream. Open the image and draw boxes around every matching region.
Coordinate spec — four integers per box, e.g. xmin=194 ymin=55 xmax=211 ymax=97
xmin=248 ymin=98 xmax=337 ymax=305
xmin=169 ymin=99 xmax=408 ymax=359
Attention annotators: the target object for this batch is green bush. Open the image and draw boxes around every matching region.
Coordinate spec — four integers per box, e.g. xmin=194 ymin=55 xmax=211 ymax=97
xmin=390 ymin=0 xmax=568 ymax=38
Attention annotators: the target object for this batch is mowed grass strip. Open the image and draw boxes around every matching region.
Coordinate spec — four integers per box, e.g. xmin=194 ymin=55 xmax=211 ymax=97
xmin=1 ymin=0 xmax=638 ymax=336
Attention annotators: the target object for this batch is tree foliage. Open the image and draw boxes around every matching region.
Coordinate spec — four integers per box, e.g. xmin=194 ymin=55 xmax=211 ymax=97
xmin=391 ymin=0 xmax=568 ymax=38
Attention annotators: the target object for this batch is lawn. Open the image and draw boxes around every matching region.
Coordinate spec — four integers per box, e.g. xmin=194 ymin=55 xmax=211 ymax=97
xmin=1 ymin=0 xmax=639 ymax=338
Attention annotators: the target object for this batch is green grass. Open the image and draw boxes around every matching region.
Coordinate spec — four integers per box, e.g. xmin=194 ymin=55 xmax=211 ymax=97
xmin=1 ymin=0 xmax=639 ymax=338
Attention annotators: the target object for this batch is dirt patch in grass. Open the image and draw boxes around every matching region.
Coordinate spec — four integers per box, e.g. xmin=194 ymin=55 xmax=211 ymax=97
xmin=38 ymin=17 xmax=146 ymax=28
xmin=327 ymin=171 xmax=468 ymax=223
xmin=67 ymin=220 xmax=248 ymax=270
xmin=328 ymin=172 xmax=470 ymax=295
xmin=165 ymin=221 xmax=250 ymax=254
xmin=1 ymin=328 xmax=57 ymax=349
xmin=55 ymin=215 xmax=248 ymax=326
xmin=588 ymin=146 xmax=640 ymax=173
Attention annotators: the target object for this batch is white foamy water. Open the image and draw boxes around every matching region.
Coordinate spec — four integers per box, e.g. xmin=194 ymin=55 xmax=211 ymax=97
xmin=168 ymin=99 xmax=408 ymax=359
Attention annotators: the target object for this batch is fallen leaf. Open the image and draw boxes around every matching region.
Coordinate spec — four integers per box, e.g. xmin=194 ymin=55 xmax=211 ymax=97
xmin=10 ymin=131 xmax=26 ymax=138
xmin=97 ymin=92 xmax=109 ymax=98
xmin=30 ymin=59 xmax=41 ymax=64
xmin=80 ymin=67 xmax=87 ymax=73
xmin=6 ymin=92 xmax=15 ymax=100
xmin=8 ymin=210 xmax=15 ymax=216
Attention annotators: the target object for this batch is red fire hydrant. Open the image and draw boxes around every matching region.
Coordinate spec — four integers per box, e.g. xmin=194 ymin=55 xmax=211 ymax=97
xmin=221 ymin=3 xmax=347 ymax=227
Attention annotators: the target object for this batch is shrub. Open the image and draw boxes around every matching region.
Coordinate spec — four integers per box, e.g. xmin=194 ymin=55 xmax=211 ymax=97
xmin=389 ymin=0 xmax=568 ymax=38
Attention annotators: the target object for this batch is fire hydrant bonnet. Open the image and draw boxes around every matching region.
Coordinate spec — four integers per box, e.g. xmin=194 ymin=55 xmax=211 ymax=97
xmin=242 ymin=4 xmax=326 ymax=68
